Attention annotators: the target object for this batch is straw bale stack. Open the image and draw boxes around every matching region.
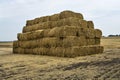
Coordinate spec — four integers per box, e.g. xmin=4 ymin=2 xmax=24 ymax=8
xmin=13 ymin=10 xmax=103 ymax=57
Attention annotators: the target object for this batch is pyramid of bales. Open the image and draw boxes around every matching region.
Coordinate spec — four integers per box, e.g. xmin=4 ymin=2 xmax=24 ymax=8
xmin=13 ymin=10 xmax=104 ymax=57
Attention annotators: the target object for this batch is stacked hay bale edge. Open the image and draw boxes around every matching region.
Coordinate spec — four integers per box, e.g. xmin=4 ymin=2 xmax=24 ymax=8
xmin=13 ymin=10 xmax=104 ymax=57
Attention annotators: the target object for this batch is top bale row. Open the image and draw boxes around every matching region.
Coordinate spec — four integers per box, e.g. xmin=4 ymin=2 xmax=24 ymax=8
xmin=26 ymin=11 xmax=84 ymax=26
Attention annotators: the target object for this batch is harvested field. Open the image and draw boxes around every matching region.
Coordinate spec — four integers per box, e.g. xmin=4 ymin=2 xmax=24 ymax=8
xmin=0 ymin=37 xmax=120 ymax=80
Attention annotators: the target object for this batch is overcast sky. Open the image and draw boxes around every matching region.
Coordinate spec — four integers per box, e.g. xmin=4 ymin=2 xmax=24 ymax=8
xmin=0 ymin=0 xmax=120 ymax=41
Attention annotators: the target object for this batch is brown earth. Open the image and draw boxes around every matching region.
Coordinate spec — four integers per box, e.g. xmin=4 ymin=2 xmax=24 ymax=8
xmin=0 ymin=37 xmax=120 ymax=80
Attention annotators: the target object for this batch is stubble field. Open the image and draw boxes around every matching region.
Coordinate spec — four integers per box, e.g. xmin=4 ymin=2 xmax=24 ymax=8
xmin=0 ymin=37 xmax=120 ymax=80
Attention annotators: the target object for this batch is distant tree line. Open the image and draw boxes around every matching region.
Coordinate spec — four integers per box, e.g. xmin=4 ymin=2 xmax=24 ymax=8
xmin=108 ymin=34 xmax=120 ymax=37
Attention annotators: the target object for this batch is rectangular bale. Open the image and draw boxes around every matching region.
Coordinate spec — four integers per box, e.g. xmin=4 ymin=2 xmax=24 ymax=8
xmin=86 ymin=39 xmax=96 ymax=45
xmin=95 ymin=29 xmax=102 ymax=38
xmin=59 ymin=11 xmax=83 ymax=19
xmin=18 ymin=30 xmax=44 ymax=41
xmin=38 ymin=37 xmax=61 ymax=48
xmin=87 ymin=21 xmax=94 ymax=29
xmin=95 ymin=38 xmax=101 ymax=45
xmin=13 ymin=47 xmax=24 ymax=54
xmin=62 ymin=36 xmax=87 ymax=47
xmin=84 ymin=28 xmax=95 ymax=39
xmin=48 ymin=26 xmax=83 ymax=37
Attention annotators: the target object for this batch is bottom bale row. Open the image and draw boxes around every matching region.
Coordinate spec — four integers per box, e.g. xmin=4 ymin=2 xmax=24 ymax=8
xmin=13 ymin=46 xmax=103 ymax=57
xmin=13 ymin=37 xmax=100 ymax=49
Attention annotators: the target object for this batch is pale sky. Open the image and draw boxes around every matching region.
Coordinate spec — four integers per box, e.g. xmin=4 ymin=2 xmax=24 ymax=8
xmin=0 ymin=0 xmax=120 ymax=41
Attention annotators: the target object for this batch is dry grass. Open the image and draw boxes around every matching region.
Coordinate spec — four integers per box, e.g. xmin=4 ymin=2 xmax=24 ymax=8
xmin=0 ymin=37 xmax=120 ymax=80
xmin=101 ymin=37 xmax=120 ymax=49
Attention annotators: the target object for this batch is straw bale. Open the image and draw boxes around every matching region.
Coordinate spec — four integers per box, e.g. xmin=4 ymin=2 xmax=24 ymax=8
xmin=60 ymin=18 xmax=87 ymax=27
xmin=76 ymin=28 xmax=85 ymax=36
xmin=40 ymin=16 xmax=50 ymax=22
xmin=39 ymin=22 xmax=51 ymax=29
xmin=17 ymin=33 xmax=27 ymax=41
xmin=34 ymin=18 xmax=40 ymax=24
xmin=13 ymin=40 xmax=20 ymax=48
xmin=62 ymin=18 xmax=80 ymax=26
xmin=86 ymin=39 xmax=95 ymax=45
xmin=95 ymin=38 xmax=100 ymax=45
xmin=13 ymin=40 xmax=40 ymax=49
xmin=18 ymin=30 xmax=44 ymax=41
xmin=71 ymin=46 xmax=96 ymax=56
xmin=59 ymin=10 xmax=83 ymax=19
xmin=70 ymin=47 xmax=84 ymax=56
xmin=95 ymin=29 xmax=102 ymax=38
xmin=87 ymin=21 xmax=94 ymax=29
xmin=62 ymin=36 xmax=78 ymax=47
xmin=33 ymin=16 xmax=50 ymax=23
xmin=100 ymin=46 xmax=104 ymax=53
xmin=26 ymin=20 xmax=33 ymax=26
xmin=62 ymin=36 xmax=86 ymax=47
xmin=28 ymin=40 xmax=38 ymax=48
xmin=62 ymin=26 xmax=80 ymax=36
xmin=19 ymin=41 xmax=29 ymax=48
xmin=95 ymin=46 xmax=104 ymax=53
xmin=75 ymin=13 xmax=84 ymax=19
xmin=33 ymin=48 xmax=49 ymax=55
xmin=13 ymin=48 xmax=24 ymax=54
xmin=63 ymin=47 xmax=87 ymax=57
xmin=39 ymin=37 xmax=61 ymax=48
xmin=88 ymin=45 xmax=103 ymax=54
xmin=48 ymin=27 xmax=61 ymax=37
xmin=49 ymin=47 xmax=73 ymax=57
xmin=24 ymin=49 xmax=33 ymax=54
xmin=60 ymin=18 xmax=87 ymax=28
xmin=70 ymin=45 xmax=104 ymax=57
xmin=84 ymin=28 xmax=95 ymax=39
xmin=23 ymin=19 xmax=58 ymax=33
xmin=64 ymin=47 xmax=74 ymax=57
xmin=53 ymin=47 xmax=65 ymax=57
xmin=43 ymin=29 xmax=50 ymax=37
xmin=85 ymin=46 xmax=96 ymax=55
xmin=48 ymin=26 xmax=83 ymax=37
xmin=23 ymin=21 xmax=51 ymax=33
xmin=49 ymin=47 xmax=56 ymax=56
xmin=23 ymin=22 xmax=51 ymax=33
xmin=48 ymin=47 xmax=98 ymax=57
xmin=22 ymin=40 xmax=38 ymax=49
xmin=27 ymin=20 xmax=34 ymax=26
xmin=78 ymin=36 xmax=87 ymax=46
xmin=13 ymin=47 xmax=18 ymax=53
xmin=80 ymin=20 xmax=87 ymax=28
xmin=33 ymin=48 xmax=39 ymax=55
xmin=26 ymin=16 xmax=50 ymax=26
xmin=49 ymin=14 xmax=60 ymax=21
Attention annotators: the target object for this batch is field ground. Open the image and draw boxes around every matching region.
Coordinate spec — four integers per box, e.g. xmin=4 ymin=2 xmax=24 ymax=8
xmin=0 ymin=37 xmax=120 ymax=80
